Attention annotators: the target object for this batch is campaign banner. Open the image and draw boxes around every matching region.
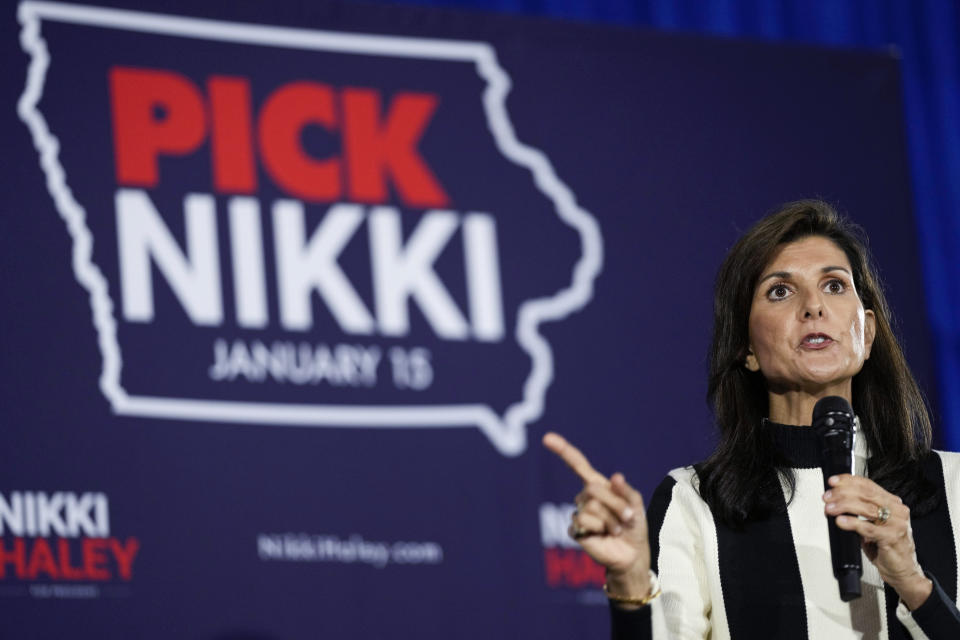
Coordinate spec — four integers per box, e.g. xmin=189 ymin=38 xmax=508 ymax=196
xmin=0 ymin=1 xmax=932 ymax=637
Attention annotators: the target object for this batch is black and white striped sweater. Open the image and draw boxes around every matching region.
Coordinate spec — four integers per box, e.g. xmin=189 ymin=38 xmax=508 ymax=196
xmin=611 ymin=423 xmax=960 ymax=639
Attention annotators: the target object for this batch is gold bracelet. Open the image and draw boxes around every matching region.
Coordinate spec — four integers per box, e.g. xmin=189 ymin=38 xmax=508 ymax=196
xmin=603 ymin=582 xmax=662 ymax=606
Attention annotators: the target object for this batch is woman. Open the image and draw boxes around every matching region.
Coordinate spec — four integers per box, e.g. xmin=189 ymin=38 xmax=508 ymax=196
xmin=545 ymin=200 xmax=960 ymax=638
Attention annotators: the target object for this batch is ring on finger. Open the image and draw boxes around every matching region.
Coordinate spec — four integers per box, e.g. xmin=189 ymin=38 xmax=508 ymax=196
xmin=875 ymin=505 xmax=891 ymax=525
xmin=570 ymin=522 xmax=589 ymax=539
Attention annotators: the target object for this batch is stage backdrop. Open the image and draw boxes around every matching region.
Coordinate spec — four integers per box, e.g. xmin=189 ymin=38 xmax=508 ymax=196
xmin=0 ymin=1 xmax=936 ymax=638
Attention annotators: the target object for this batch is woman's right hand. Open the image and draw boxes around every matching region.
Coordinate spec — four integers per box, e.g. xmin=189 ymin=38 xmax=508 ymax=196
xmin=542 ymin=432 xmax=652 ymax=601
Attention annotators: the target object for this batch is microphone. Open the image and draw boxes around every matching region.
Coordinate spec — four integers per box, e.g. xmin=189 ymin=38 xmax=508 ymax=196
xmin=813 ymin=396 xmax=862 ymax=602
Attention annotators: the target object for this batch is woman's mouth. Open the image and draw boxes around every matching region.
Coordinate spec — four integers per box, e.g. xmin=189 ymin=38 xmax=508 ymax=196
xmin=800 ymin=333 xmax=834 ymax=350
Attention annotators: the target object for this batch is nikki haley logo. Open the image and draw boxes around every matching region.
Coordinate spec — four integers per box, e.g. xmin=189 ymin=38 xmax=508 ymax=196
xmin=0 ymin=491 xmax=140 ymax=591
xmin=17 ymin=2 xmax=603 ymax=456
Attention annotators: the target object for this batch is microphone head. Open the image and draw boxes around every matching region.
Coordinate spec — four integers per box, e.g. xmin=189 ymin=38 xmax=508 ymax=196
xmin=812 ymin=395 xmax=854 ymax=431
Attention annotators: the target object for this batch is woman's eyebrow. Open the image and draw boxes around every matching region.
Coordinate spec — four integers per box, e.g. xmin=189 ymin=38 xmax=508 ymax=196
xmin=758 ymin=270 xmax=791 ymax=284
xmin=822 ymin=265 xmax=851 ymax=275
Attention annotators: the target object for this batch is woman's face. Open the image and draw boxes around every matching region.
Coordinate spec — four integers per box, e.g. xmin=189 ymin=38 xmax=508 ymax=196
xmin=745 ymin=236 xmax=876 ymax=392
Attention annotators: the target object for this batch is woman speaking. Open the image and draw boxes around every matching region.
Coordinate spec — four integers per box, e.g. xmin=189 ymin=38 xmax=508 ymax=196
xmin=545 ymin=200 xmax=960 ymax=638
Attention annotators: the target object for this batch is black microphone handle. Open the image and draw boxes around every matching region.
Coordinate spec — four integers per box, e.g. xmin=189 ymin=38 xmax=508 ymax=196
xmin=822 ymin=427 xmax=862 ymax=602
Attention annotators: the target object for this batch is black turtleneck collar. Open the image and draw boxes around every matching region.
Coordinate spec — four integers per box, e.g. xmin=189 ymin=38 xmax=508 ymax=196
xmin=765 ymin=419 xmax=822 ymax=469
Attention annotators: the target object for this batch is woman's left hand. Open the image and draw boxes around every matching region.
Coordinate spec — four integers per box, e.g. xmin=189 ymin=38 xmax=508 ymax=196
xmin=824 ymin=474 xmax=932 ymax=610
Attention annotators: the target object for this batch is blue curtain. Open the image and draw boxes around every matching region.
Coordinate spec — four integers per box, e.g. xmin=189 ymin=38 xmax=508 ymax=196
xmin=383 ymin=0 xmax=960 ymax=449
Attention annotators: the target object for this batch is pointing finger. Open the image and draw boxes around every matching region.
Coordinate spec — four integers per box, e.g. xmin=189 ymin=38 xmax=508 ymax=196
xmin=542 ymin=432 xmax=607 ymax=484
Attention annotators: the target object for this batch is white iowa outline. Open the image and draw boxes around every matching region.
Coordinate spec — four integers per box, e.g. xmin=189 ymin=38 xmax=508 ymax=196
xmin=16 ymin=1 xmax=604 ymax=457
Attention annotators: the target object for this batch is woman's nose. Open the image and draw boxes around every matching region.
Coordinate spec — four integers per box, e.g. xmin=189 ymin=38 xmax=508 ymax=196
xmin=801 ymin=293 xmax=824 ymax=319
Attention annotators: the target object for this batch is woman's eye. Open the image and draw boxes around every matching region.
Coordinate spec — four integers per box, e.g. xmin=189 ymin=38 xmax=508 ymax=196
xmin=825 ymin=279 xmax=846 ymax=294
xmin=768 ymin=284 xmax=791 ymax=300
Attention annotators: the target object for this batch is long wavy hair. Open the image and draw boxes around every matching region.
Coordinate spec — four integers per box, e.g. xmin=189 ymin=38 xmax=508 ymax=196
xmin=698 ymin=200 xmax=935 ymax=526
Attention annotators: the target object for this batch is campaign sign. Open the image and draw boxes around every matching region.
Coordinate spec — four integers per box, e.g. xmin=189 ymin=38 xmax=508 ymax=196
xmin=1 ymin=1 xmax=931 ymax=638
xmin=18 ymin=1 xmax=599 ymax=457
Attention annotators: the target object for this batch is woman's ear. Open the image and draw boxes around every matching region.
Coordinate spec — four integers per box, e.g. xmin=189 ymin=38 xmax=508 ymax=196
xmin=864 ymin=309 xmax=876 ymax=359
xmin=744 ymin=348 xmax=760 ymax=372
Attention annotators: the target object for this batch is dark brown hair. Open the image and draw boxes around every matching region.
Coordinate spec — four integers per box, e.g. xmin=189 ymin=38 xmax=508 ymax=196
xmin=698 ymin=200 xmax=935 ymax=526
